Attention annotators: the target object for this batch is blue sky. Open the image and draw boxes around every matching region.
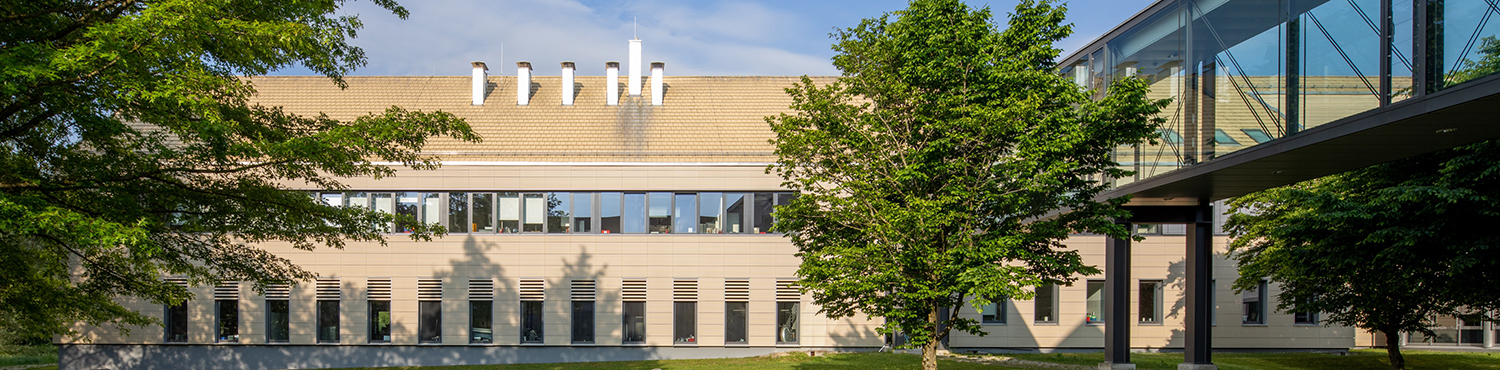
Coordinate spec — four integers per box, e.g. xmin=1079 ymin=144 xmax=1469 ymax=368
xmin=273 ymin=0 xmax=1157 ymax=77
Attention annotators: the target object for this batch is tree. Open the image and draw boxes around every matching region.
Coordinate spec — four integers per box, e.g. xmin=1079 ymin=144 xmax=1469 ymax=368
xmin=1225 ymin=140 xmax=1500 ymax=370
xmin=0 ymin=0 xmax=478 ymax=339
xmin=766 ymin=1 xmax=1168 ymax=368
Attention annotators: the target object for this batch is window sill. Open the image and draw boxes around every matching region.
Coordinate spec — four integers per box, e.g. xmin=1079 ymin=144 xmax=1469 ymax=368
xmin=1033 ymin=322 xmax=1059 ymax=326
xmin=570 ymin=342 xmax=596 ymax=346
xmin=1242 ymin=324 xmax=1269 ymax=327
xmin=981 ymin=322 xmax=1007 ymax=326
xmin=364 ymin=342 xmax=393 ymax=345
xmin=468 ymin=342 xmax=496 ymax=346
xmin=621 ymin=342 xmax=648 ymax=346
xmin=519 ymin=342 xmax=546 ymax=346
xmin=674 ymin=343 xmax=699 ymax=347
xmin=724 ymin=343 xmax=751 ymax=347
xmin=1294 ymin=323 xmax=1322 ymax=327
xmin=1137 ymin=322 xmax=1163 ymax=326
xmin=1085 ymin=322 xmax=1106 ymax=326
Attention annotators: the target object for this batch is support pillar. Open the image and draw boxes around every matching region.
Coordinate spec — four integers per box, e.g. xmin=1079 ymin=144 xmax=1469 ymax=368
xmin=1101 ymin=220 xmax=1135 ymax=370
xmin=1180 ymin=205 xmax=1216 ymax=370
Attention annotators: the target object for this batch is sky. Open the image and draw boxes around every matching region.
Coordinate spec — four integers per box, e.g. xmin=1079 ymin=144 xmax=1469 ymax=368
xmin=271 ymin=0 xmax=1159 ymax=77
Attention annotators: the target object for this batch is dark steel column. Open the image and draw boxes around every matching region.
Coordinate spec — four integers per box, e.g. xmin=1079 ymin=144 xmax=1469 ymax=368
xmin=1200 ymin=62 xmax=1217 ymax=160
xmin=1380 ymin=0 xmax=1392 ymax=106
xmin=1103 ymin=220 xmax=1133 ymax=367
xmin=1286 ymin=15 xmax=1301 ymax=136
xmin=1183 ymin=205 xmax=1215 ymax=368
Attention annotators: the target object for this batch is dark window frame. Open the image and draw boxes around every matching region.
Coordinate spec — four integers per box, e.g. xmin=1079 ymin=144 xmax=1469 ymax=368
xmin=418 ymin=300 xmax=442 ymax=344
xmin=215 ymin=299 xmax=239 ymax=343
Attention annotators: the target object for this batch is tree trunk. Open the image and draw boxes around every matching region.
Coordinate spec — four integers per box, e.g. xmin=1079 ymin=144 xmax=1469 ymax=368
xmin=1382 ymin=329 xmax=1405 ymax=370
xmin=922 ymin=307 xmax=939 ymax=370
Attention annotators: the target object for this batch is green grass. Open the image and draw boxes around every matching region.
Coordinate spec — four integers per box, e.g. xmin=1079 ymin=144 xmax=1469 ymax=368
xmin=0 ymin=344 xmax=57 ymax=367
xmin=328 ymin=352 xmax=1013 ymax=370
xmin=1003 ymin=349 xmax=1500 ymax=370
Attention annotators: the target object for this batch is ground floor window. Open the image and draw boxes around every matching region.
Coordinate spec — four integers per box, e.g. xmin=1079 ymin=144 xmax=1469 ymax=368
xmin=1085 ymin=280 xmax=1105 ymax=324
xmin=572 ymin=301 xmax=595 ymax=343
xmin=674 ymin=302 xmax=697 ymax=344
xmin=215 ymin=300 xmax=239 ymax=342
xmin=1294 ymin=311 xmax=1319 ymax=325
xmin=1242 ymin=280 xmax=1266 ymax=325
xmin=266 ymin=300 xmax=290 ymax=343
xmin=368 ymin=300 xmax=391 ymax=343
xmin=776 ymin=302 xmax=799 ymax=344
xmin=623 ymin=301 xmax=646 ymax=343
xmin=419 ymin=301 xmax=441 ymax=343
xmin=1139 ymin=280 xmax=1161 ymax=324
xmin=1034 ymin=284 xmax=1057 ymax=323
xmin=317 ymin=300 xmax=339 ymax=343
xmin=470 ymin=301 xmax=492 ymax=344
xmin=725 ymin=302 xmax=748 ymax=344
xmin=164 ymin=302 xmax=188 ymax=343
xmin=981 ymin=298 xmax=1006 ymax=324
xmin=520 ymin=301 xmax=543 ymax=343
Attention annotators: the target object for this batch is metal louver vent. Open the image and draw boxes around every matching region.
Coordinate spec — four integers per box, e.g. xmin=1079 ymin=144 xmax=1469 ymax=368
xmin=316 ymin=278 xmax=340 ymax=300
xmin=418 ymin=279 xmax=443 ymax=301
xmin=776 ymin=279 xmax=801 ymax=301
xmin=213 ymin=282 xmax=239 ymax=300
xmin=468 ymin=279 xmax=494 ymax=300
xmin=164 ymin=277 xmax=188 ymax=287
xmin=673 ymin=279 xmax=698 ymax=301
xmin=367 ymin=278 xmax=392 ymax=300
xmin=724 ymin=279 xmax=750 ymax=302
xmin=571 ymin=279 xmax=596 ymax=301
xmin=264 ymin=284 xmax=291 ymax=300
xmin=622 ymin=278 xmax=647 ymax=302
xmin=519 ymin=279 xmax=545 ymax=301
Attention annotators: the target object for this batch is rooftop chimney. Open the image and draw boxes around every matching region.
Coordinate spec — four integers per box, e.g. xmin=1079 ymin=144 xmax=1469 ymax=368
xmin=606 ymin=62 xmax=620 ymax=106
xmin=561 ymin=62 xmax=576 ymax=106
xmin=628 ymin=39 xmax=642 ymax=96
xmin=471 ymin=61 xmax=488 ymax=105
xmin=516 ymin=61 xmax=532 ymax=106
xmin=650 ymin=62 xmax=664 ymax=106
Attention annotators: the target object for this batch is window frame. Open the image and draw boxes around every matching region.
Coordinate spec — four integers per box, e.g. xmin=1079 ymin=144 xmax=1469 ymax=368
xmin=1242 ymin=280 xmax=1268 ymax=326
xmin=316 ymin=300 xmax=340 ymax=343
xmin=571 ymin=300 xmax=595 ymax=344
xmin=980 ymin=297 xmax=1007 ymax=325
xmin=265 ymin=299 xmax=290 ymax=343
xmin=164 ymin=302 xmax=188 ymax=343
xmin=673 ymin=301 xmax=697 ymax=344
xmin=469 ymin=300 xmax=494 ymax=344
xmin=368 ymin=300 xmax=392 ymax=344
xmin=1138 ymin=280 xmax=1163 ymax=325
xmin=520 ymin=300 xmax=544 ymax=344
xmin=418 ymin=300 xmax=442 ymax=344
xmin=775 ymin=301 xmax=800 ymax=345
xmin=725 ymin=301 xmax=749 ymax=344
xmin=622 ymin=301 xmax=646 ymax=344
xmin=1085 ymin=280 xmax=1106 ymax=325
xmin=1034 ymin=284 xmax=1059 ymax=324
xmin=214 ymin=299 xmax=239 ymax=343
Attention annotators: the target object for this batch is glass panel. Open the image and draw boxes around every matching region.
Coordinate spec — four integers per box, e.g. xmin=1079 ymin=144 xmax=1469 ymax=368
xmin=981 ymin=299 xmax=1006 ymax=324
xmin=320 ymin=192 xmax=344 ymax=207
xmin=776 ymin=302 xmax=799 ymax=344
xmin=216 ymin=300 xmax=239 ymax=342
xmin=1206 ymin=4 xmax=1287 ymax=159
xmin=470 ymin=301 xmax=493 ymax=344
xmin=395 ymin=192 xmax=418 ymax=233
xmin=373 ymin=193 xmax=394 ymax=233
xmin=165 ymin=303 xmax=187 ymax=342
xmin=422 ymin=193 xmax=442 ymax=226
xmin=725 ymin=302 xmax=748 ymax=344
xmin=1035 ymin=285 xmax=1056 ymax=323
xmin=674 ymin=301 xmax=697 ymax=344
xmin=1140 ymin=281 xmax=1161 ymax=324
xmin=1242 ymin=281 xmax=1265 ymax=324
xmin=623 ymin=193 xmax=646 ymax=233
xmin=520 ymin=301 xmax=543 ymax=343
xmin=753 ymin=193 xmax=775 ymax=234
xmin=419 ymin=301 xmax=441 ymax=343
xmin=623 ymin=301 xmax=646 ymax=343
xmin=472 ymin=193 xmax=496 ymax=233
xmin=1297 ymin=0 xmax=1382 ymax=130
xmin=573 ymin=193 xmax=594 ymax=233
xmin=346 ymin=192 xmax=369 ymax=209
xmin=547 ymin=192 xmax=571 ymax=233
xmin=369 ymin=300 xmax=391 ymax=343
xmin=523 ymin=193 xmax=545 ymax=232
xmin=775 ymin=193 xmax=796 ymax=231
xmin=1106 ymin=0 xmax=1186 ymax=180
xmin=698 ymin=192 xmax=722 ymax=234
xmin=648 ymin=192 xmax=672 ymax=233
xmin=317 ymin=300 xmax=339 ymax=343
xmin=449 ymin=193 xmax=468 ymax=233
xmin=725 ymin=193 xmax=747 ymax=234
xmin=266 ymin=300 xmax=290 ymax=343
xmin=499 ymin=192 xmax=520 ymax=233
xmin=673 ymin=193 xmax=696 ymax=233
xmin=1438 ymin=0 xmax=1500 ymax=89
xmin=572 ymin=301 xmax=595 ymax=343
xmin=1086 ymin=281 xmax=1105 ymax=324
xmin=1391 ymin=0 xmax=1415 ymax=102
xmin=1295 ymin=311 xmax=1318 ymax=325
xmin=601 ymin=192 xmax=623 ymax=234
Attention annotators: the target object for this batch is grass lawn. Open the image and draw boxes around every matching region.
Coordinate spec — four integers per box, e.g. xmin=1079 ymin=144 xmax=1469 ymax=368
xmin=327 ymin=352 xmax=1010 ymax=370
xmin=1002 ymin=349 xmax=1500 ymax=370
xmin=0 ymin=344 xmax=56 ymax=367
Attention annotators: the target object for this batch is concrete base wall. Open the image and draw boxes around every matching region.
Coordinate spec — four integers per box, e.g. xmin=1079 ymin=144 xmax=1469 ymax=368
xmin=60 ymin=344 xmax=876 ymax=370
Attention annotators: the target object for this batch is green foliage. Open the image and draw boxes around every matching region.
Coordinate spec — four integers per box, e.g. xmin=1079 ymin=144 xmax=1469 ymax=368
xmin=766 ymin=0 xmax=1167 ymax=366
xmin=0 ymin=0 xmax=478 ymax=339
xmin=1444 ymin=36 xmax=1500 ymax=87
xmin=1226 ymin=140 xmax=1500 ymax=368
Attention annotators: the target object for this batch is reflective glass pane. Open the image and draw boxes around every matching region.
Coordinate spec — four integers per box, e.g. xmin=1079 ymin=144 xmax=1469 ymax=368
xmin=699 ymin=192 xmax=723 ymax=234
xmin=1086 ymin=281 xmax=1105 ymax=324
xmin=648 ymin=192 xmax=671 ymax=233
xmin=572 ymin=301 xmax=595 ymax=343
xmin=418 ymin=301 xmax=441 ymax=343
xmin=499 ymin=192 xmax=520 ymax=233
xmin=165 ymin=302 xmax=187 ymax=342
xmin=725 ymin=302 xmax=748 ymax=344
xmin=1438 ymin=0 xmax=1500 ymax=89
xmin=547 ymin=192 xmax=571 ymax=233
xmin=422 ymin=193 xmax=442 ymax=225
xmin=623 ymin=301 xmax=646 ymax=343
xmin=573 ymin=193 xmax=594 ymax=233
xmin=317 ymin=300 xmax=339 ymax=342
xmin=369 ymin=300 xmax=391 ymax=343
xmin=776 ymin=302 xmax=799 ymax=344
xmin=523 ymin=193 xmax=545 ymax=232
xmin=449 ymin=193 xmax=468 ymax=233
xmin=1391 ymin=0 xmax=1415 ymax=102
xmin=623 ymin=193 xmax=646 ymax=233
xmin=753 ymin=193 xmax=774 ymax=234
xmin=725 ymin=193 xmax=747 ymax=234
xmin=320 ymin=192 xmax=344 ymax=207
xmin=1139 ymin=281 xmax=1161 ymax=324
xmin=674 ymin=302 xmax=696 ymax=343
xmin=216 ymin=300 xmax=238 ymax=342
xmin=346 ymin=192 xmax=369 ymax=209
xmin=1035 ymin=285 xmax=1056 ymax=323
xmin=472 ymin=193 xmax=495 ymax=233
xmin=396 ymin=192 xmax=418 ymax=233
xmin=266 ymin=300 xmax=290 ymax=342
xmin=673 ymin=193 xmax=696 ymax=233
xmin=601 ymin=192 xmax=623 ymax=234
xmin=373 ymin=193 xmax=394 ymax=233
xmin=1297 ymin=0 xmax=1382 ymax=130
xmin=521 ymin=301 xmax=543 ymax=343
xmin=470 ymin=301 xmax=493 ymax=344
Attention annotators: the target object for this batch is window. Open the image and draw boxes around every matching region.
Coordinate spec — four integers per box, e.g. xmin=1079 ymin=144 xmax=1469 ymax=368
xmin=395 ymin=192 xmax=419 ymax=233
xmin=520 ymin=301 xmax=543 ymax=343
xmin=673 ymin=193 xmax=696 ymax=233
xmin=317 ymin=300 xmax=339 ymax=343
xmin=320 ymin=192 xmax=344 ymax=207
xmin=698 ymin=192 xmax=723 ymax=233
xmin=981 ymin=298 xmax=1006 ymax=324
xmin=419 ymin=301 xmax=441 ymax=343
xmin=1211 ymin=279 xmax=1217 ymax=326
xmin=1139 ymin=280 xmax=1162 ymax=324
xmin=623 ymin=193 xmax=646 ymax=233
xmin=522 ymin=193 xmax=545 ymax=232
xmin=449 ymin=192 xmax=468 ymax=233
xmin=573 ymin=193 xmax=594 ymax=233
xmin=215 ymin=300 xmax=239 ymax=342
xmin=725 ymin=193 xmax=747 ymax=233
xmin=1213 ymin=129 xmax=1241 ymax=145
xmin=623 ymin=301 xmax=646 ymax=343
xmin=266 ymin=300 xmax=290 ymax=343
xmin=1086 ymin=280 xmax=1105 ymax=324
xmin=373 ymin=193 xmax=394 ymax=232
xmin=776 ymin=302 xmax=799 ymax=344
xmin=1241 ymin=128 xmax=1273 ymax=144
xmin=725 ymin=302 xmax=748 ymax=344
xmin=674 ymin=301 xmax=697 ymax=344
xmin=572 ymin=301 xmax=595 ymax=343
xmin=1034 ymin=284 xmax=1057 ymax=323
xmin=165 ymin=302 xmax=188 ymax=343
xmin=346 ymin=192 xmax=369 ymax=209
xmin=1243 ymin=280 xmax=1266 ymax=325
xmin=547 ymin=192 xmax=571 ymax=233
xmin=648 ymin=192 xmax=672 ymax=233
xmin=421 ymin=192 xmax=442 ymax=225
xmin=470 ymin=301 xmax=493 ymax=344
xmin=472 ymin=193 xmax=495 ymax=233
xmin=753 ymin=193 xmax=775 ymax=233
xmin=499 ymin=192 xmax=520 ymax=233
xmin=1294 ymin=311 xmax=1319 ymax=325
xmin=600 ymin=192 xmax=622 ymax=233
xmin=368 ymin=300 xmax=391 ymax=343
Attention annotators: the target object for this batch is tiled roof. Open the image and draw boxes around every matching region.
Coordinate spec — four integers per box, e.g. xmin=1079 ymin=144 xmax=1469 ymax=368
xmin=244 ymin=75 xmax=837 ymax=163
